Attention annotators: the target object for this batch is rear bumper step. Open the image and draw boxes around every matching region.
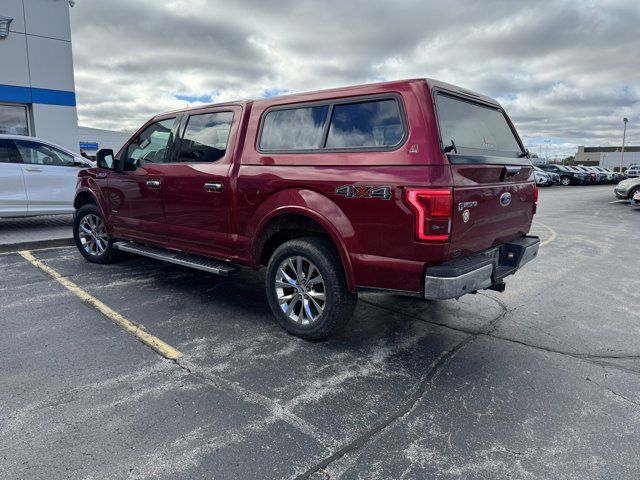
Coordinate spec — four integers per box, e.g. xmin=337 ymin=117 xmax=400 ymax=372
xmin=424 ymin=235 xmax=539 ymax=300
xmin=113 ymin=241 xmax=238 ymax=276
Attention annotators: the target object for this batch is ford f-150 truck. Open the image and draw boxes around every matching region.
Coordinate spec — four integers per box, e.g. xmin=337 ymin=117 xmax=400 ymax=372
xmin=73 ymin=78 xmax=539 ymax=339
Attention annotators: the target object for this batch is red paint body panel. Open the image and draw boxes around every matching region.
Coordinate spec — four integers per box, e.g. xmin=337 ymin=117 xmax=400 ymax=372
xmin=76 ymin=78 xmax=536 ymax=294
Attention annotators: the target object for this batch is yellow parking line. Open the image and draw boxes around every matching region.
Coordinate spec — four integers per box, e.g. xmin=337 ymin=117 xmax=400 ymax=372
xmin=18 ymin=250 xmax=182 ymax=360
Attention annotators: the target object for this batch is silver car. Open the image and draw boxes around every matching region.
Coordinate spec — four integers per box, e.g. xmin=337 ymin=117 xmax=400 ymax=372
xmin=614 ymin=177 xmax=640 ymax=200
xmin=0 ymin=134 xmax=93 ymax=218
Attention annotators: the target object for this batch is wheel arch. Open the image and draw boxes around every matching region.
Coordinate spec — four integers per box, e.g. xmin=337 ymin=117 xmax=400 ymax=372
xmin=250 ymin=198 xmax=359 ymax=292
xmin=73 ymin=190 xmax=97 ymax=210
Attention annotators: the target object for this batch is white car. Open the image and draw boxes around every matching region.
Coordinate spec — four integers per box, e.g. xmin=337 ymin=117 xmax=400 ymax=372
xmin=626 ymin=166 xmax=640 ymax=178
xmin=0 ymin=134 xmax=93 ymax=218
xmin=533 ymin=168 xmax=552 ymax=186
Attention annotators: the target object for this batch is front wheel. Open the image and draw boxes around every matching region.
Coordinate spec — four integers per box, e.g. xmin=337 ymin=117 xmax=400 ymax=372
xmin=265 ymin=237 xmax=357 ymax=340
xmin=560 ymin=176 xmax=571 ymax=186
xmin=73 ymin=204 xmax=118 ymax=264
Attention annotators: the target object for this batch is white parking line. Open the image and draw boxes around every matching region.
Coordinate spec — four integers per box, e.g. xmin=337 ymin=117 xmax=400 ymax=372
xmin=536 ymin=222 xmax=558 ymax=247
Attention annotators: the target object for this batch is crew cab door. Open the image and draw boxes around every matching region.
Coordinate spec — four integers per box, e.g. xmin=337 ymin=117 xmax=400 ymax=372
xmin=107 ymin=116 xmax=179 ymax=245
xmin=160 ymin=106 xmax=240 ymax=258
xmin=13 ymin=139 xmax=78 ymax=215
xmin=434 ymin=92 xmax=535 ymax=257
xmin=0 ymin=139 xmax=28 ymax=217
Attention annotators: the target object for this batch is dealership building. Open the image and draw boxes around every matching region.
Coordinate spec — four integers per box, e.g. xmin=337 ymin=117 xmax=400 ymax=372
xmin=0 ymin=0 xmax=127 ymax=155
xmin=574 ymin=145 xmax=640 ymax=169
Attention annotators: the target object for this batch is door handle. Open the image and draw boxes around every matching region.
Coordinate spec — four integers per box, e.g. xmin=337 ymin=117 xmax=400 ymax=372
xmin=25 ymin=167 xmax=43 ymax=172
xmin=146 ymin=179 xmax=161 ymax=188
xmin=204 ymin=182 xmax=223 ymax=192
xmin=501 ymin=165 xmax=522 ymax=181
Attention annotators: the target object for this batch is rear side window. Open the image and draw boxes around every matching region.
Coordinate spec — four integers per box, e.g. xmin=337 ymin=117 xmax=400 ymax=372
xmin=435 ymin=94 xmax=522 ymax=156
xmin=326 ymin=100 xmax=404 ymax=148
xmin=260 ymin=106 xmax=329 ymax=151
xmin=258 ymin=96 xmax=405 ymax=152
xmin=15 ymin=140 xmax=75 ymax=166
xmin=178 ymin=111 xmax=233 ymax=163
xmin=0 ymin=139 xmax=16 ymax=163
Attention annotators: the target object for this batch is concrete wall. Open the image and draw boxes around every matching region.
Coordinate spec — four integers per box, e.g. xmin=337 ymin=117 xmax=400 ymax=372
xmin=0 ymin=0 xmax=79 ymax=152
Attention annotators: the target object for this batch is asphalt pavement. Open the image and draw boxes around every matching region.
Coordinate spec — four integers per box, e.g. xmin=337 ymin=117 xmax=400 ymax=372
xmin=1 ymin=185 xmax=639 ymax=479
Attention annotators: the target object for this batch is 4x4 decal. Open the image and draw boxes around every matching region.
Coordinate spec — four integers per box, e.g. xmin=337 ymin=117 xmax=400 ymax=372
xmin=335 ymin=185 xmax=392 ymax=200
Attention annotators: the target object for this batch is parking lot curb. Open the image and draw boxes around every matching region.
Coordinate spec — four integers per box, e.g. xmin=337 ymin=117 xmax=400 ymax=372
xmin=0 ymin=237 xmax=74 ymax=254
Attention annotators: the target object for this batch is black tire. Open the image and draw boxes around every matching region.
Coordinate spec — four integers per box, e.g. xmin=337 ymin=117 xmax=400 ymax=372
xmin=265 ymin=237 xmax=357 ymax=340
xmin=73 ymin=204 xmax=118 ymax=264
xmin=630 ymin=187 xmax=640 ymax=201
xmin=560 ymin=176 xmax=571 ymax=186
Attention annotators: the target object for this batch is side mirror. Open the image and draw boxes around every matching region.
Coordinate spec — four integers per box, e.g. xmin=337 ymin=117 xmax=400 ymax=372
xmin=96 ymin=149 xmax=124 ymax=172
xmin=96 ymin=149 xmax=114 ymax=169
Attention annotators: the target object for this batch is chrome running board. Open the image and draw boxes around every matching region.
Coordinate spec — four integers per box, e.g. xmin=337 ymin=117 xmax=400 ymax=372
xmin=113 ymin=241 xmax=238 ymax=276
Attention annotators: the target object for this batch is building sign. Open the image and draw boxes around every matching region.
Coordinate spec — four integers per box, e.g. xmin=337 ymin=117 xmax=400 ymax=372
xmin=0 ymin=16 xmax=13 ymax=39
xmin=79 ymin=142 xmax=99 ymax=150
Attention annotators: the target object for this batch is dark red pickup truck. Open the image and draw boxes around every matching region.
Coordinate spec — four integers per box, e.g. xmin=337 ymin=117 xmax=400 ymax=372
xmin=74 ymin=78 xmax=539 ymax=339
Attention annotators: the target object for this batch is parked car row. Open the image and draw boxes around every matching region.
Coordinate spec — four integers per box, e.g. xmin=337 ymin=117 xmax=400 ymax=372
xmin=537 ymin=164 xmax=626 ymax=186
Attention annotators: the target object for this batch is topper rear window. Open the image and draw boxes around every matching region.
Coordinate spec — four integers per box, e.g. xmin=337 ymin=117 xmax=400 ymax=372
xmin=258 ymin=96 xmax=406 ymax=153
xmin=435 ymin=93 xmax=523 ymax=158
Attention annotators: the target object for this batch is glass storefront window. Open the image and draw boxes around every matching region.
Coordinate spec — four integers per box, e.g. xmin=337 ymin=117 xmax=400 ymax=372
xmin=0 ymin=104 xmax=30 ymax=135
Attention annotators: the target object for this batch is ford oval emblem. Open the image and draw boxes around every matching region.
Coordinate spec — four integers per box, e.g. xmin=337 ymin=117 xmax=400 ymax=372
xmin=499 ymin=192 xmax=512 ymax=207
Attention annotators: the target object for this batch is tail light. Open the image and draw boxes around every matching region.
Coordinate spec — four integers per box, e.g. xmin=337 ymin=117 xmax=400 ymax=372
xmin=405 ymin=188 xmax=452 ymax=242
xmin=532 ymin=183 xmax=538 ymax=215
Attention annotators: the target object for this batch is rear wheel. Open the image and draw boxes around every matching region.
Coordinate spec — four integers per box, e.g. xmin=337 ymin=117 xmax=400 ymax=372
xmin=561 ymin=176 xmax=571 ymax=186
xmin=73 ymin=204 xmax=118 ymax=264
xmin=266 ymin=237 xmax=357 ymax=340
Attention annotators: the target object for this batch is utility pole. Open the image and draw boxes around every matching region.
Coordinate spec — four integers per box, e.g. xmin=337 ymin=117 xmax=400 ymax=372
xmin=544 ymin=140 xmax=550 ymax=161
xmin=620 ymin=118 xmax=628 ymax=172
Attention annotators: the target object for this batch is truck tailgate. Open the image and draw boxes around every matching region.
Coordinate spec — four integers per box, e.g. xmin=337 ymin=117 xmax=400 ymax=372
xmin=449 ymin=163 xmax=535 ymax=257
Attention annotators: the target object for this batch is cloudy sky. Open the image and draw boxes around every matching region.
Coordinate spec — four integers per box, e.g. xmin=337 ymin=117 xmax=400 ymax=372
xmin=69 ymin=0 xmax=639 ymax=158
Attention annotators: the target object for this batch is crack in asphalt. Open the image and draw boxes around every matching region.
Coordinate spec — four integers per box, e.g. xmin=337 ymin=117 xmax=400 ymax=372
xmin=586 ymin=377 xmax=640 ymax=409
xmin=293 ymin=296 xmax=508 ymax=479
xmin=293 ymin=336 xmax=475 ymax=479
xmin=360 ymin=297 xmax=640 ymax=365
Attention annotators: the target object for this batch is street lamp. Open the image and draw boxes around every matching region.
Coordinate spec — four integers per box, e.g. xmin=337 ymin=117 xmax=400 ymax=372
xmin=544 ymin=139 xmax=550 ymax=161
xmin=620 ymin=118 xmax=628 ymax=172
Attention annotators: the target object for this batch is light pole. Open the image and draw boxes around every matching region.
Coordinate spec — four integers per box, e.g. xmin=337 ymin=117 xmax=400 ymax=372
xmin=544 ymin=140 xmax=550 ymax=161
xmin=620 ymin=118 xmax=628 ymax=172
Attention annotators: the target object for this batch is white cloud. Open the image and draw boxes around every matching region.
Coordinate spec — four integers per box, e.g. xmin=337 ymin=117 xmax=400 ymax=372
xmin=70 ymin=0 xmax=640 ymax=158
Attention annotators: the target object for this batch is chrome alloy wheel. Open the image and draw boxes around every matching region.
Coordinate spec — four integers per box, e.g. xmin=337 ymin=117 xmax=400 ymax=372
xmin=275 ymin=256 xmax=326 ymax=325
xmin=78 ymin=214 xmax=108 ymax=256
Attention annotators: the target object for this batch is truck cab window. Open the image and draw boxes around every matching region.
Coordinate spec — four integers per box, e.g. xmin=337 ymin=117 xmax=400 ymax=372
xmin=178 ymin=111 xmax=233 ymax=163
xmin=125 ymin=118 xmax=176 ymax=170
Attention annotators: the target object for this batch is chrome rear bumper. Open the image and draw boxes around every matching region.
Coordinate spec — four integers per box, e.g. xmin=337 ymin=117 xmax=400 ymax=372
xmin=424 ymin=236 xmax=540 ymax=300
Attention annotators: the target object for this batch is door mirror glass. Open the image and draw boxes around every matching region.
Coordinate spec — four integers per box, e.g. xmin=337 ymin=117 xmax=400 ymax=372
xmin=96 ymin=148 xmax=115 ymax=169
